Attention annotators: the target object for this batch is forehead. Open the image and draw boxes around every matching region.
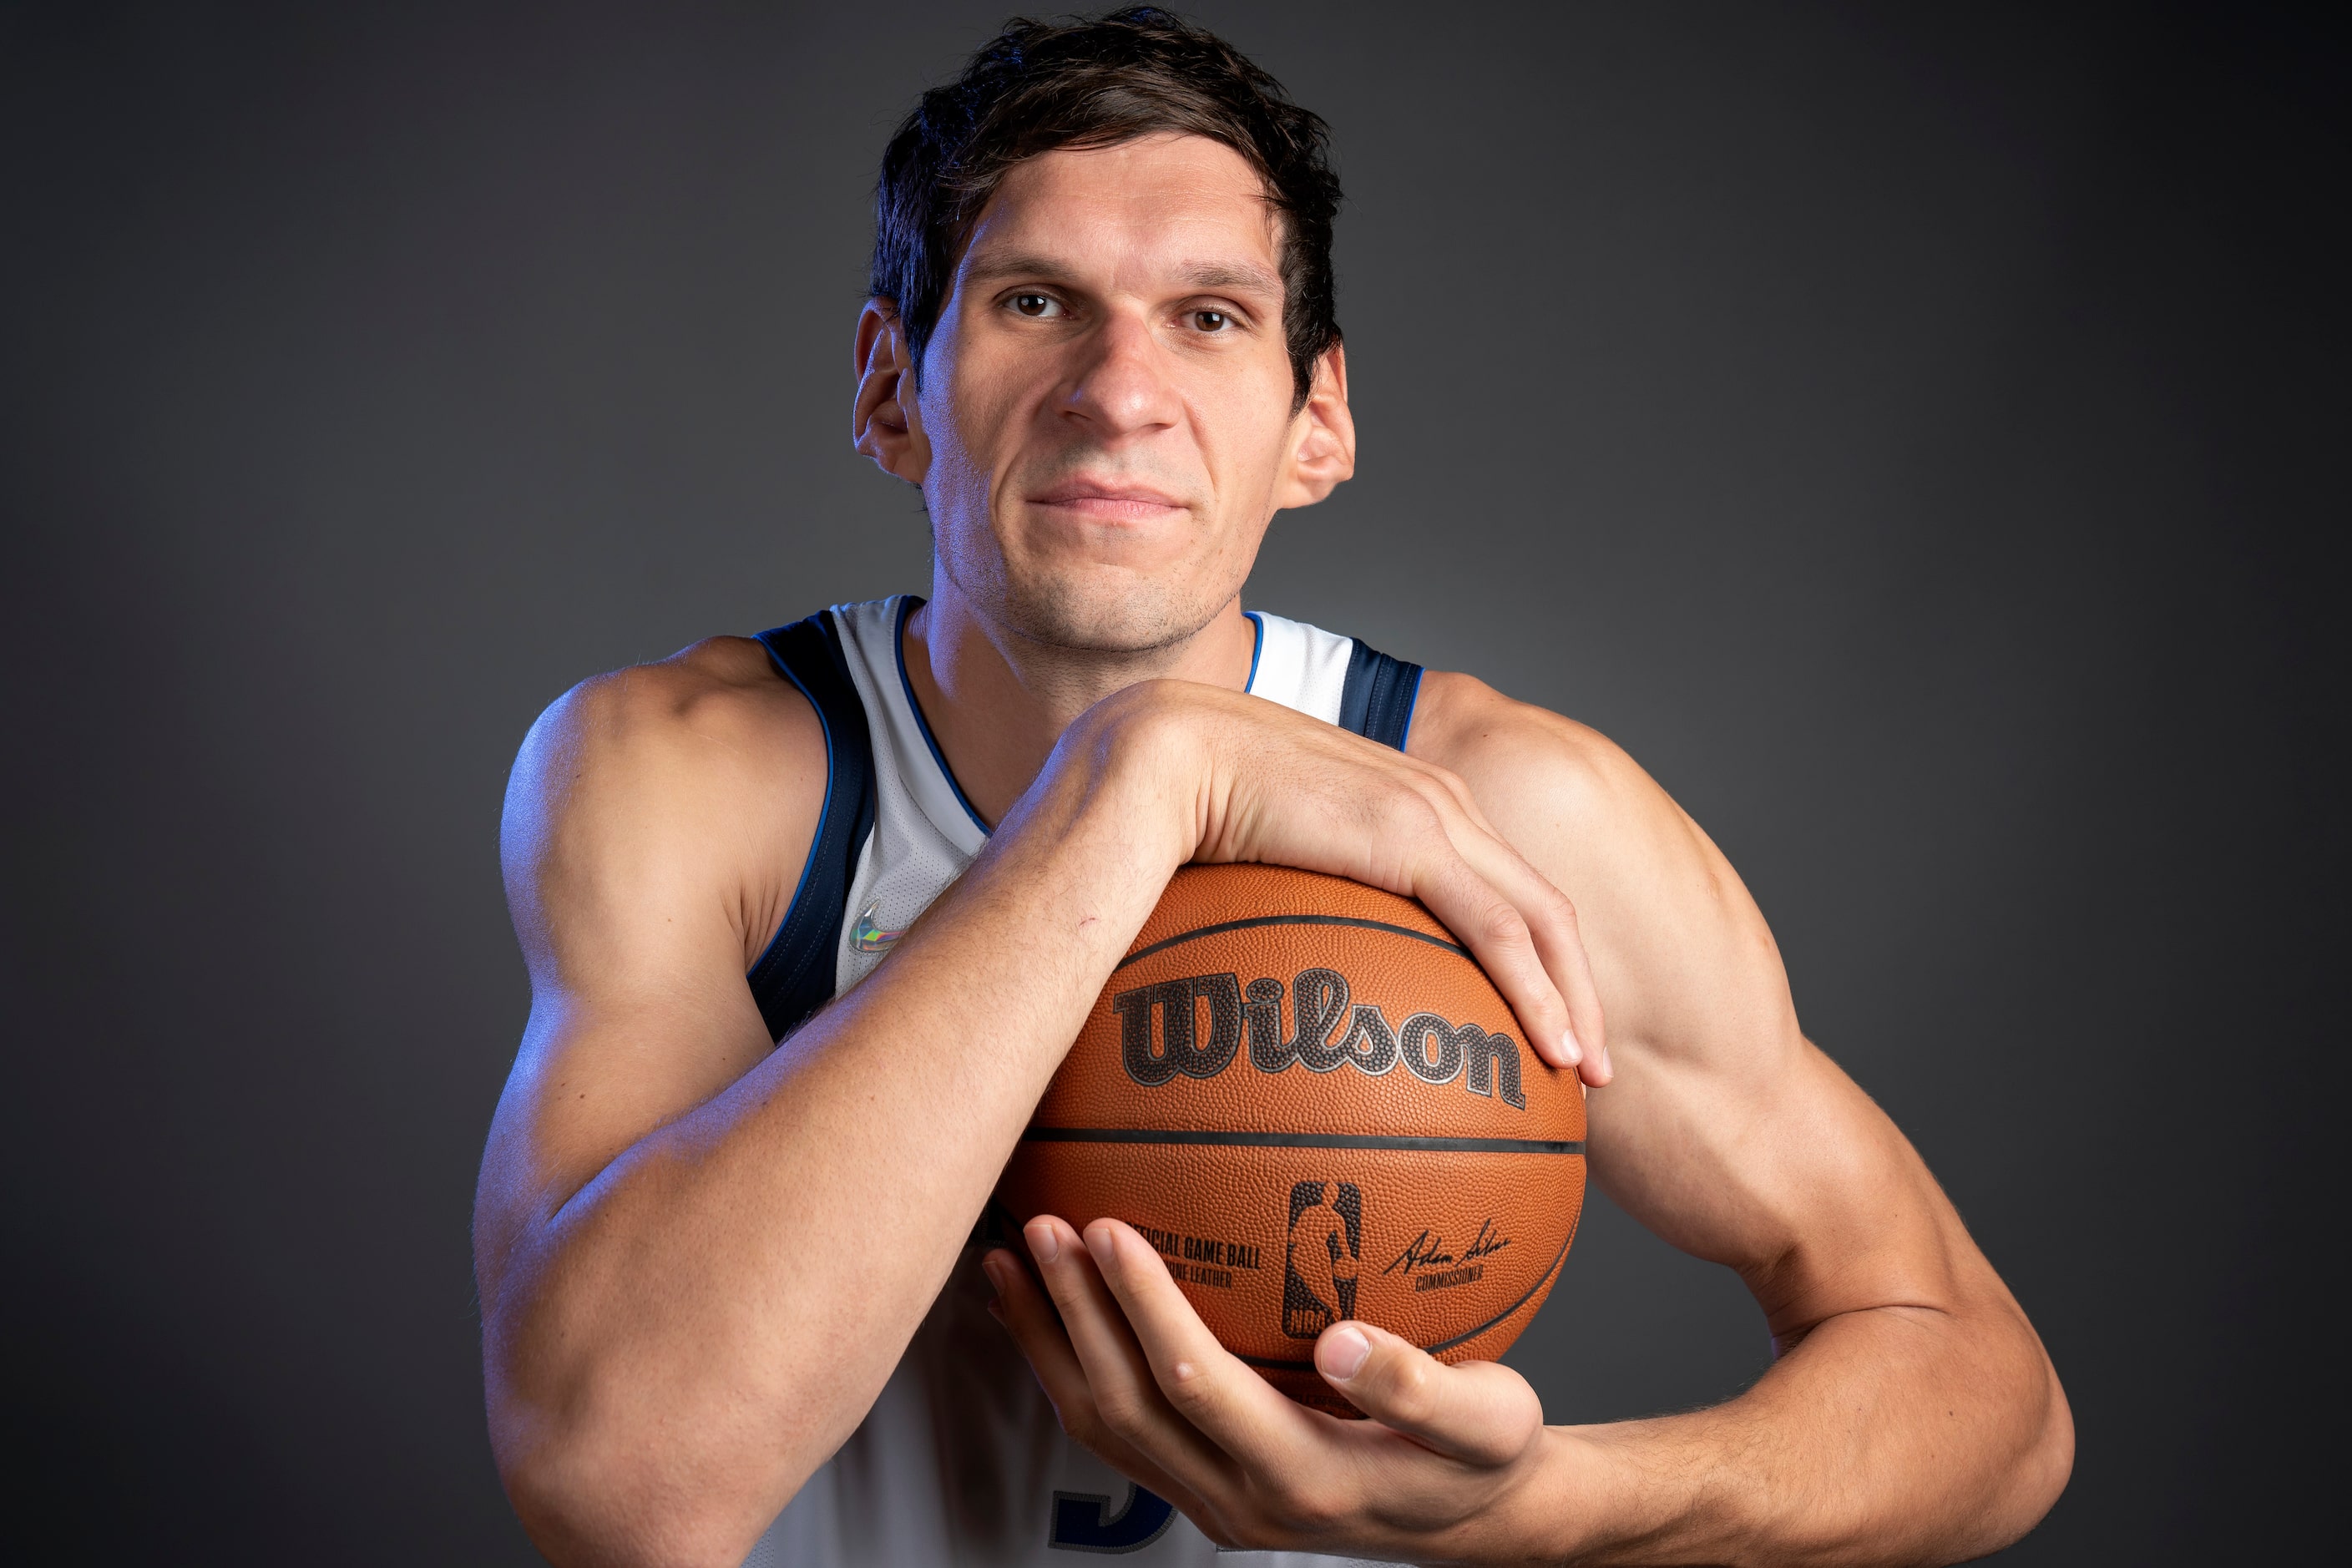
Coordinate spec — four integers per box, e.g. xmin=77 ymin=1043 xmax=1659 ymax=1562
xmin=959 ymin=134 xmax=1281 ymax=279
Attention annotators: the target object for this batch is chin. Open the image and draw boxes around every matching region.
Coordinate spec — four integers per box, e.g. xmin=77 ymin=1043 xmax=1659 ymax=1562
xmin=995 ymin=567 xmax=1227 ymax=655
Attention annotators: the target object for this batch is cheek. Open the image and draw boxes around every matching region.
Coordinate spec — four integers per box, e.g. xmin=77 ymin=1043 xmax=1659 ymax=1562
xmin=925 ymin=336 xmax=1029 ymax=476
xmin=1195 ymin=343 xmax=1294 ymax=447
xmin=1199 ymin=387 xmax=1297 ymax=501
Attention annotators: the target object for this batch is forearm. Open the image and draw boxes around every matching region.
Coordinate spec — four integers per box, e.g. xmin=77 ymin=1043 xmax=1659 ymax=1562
xmin=1525 ymin=1294 xmax=2070 ymax=1566
xmin=488 ymin=706 xmax=1196 ymax=1560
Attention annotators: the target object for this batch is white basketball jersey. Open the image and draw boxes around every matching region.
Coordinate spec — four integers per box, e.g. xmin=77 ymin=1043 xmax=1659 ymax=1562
xmin=742 ymin=596 xmax=1414 ymax=1568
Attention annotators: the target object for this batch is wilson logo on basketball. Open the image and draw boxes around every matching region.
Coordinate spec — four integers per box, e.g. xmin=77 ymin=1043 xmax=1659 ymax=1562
xmin=1110 ymin=967 xmax=1526 ymax=1107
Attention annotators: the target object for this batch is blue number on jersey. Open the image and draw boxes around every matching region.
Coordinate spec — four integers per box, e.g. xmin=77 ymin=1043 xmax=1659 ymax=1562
xmin=1049 ymin=1485 xmax=1176 ymax=1553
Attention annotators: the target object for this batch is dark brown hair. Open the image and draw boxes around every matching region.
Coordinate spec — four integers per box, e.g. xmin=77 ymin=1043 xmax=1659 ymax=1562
xmin=872 ymin=7 xmax=1343 ymax=407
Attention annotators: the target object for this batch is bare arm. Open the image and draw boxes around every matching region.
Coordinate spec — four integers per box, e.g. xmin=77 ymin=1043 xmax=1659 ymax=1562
xmin=989 ymin=675 xmax=2071 ymax=1566
xmin=474 ymin=655 xmax=1605 ymax=1568
xmin=1437 ymin=675 xmax=2071 ymax=1561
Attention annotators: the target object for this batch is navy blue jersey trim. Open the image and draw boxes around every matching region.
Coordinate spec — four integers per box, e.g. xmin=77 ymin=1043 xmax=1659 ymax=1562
xmin=892 ymin=595 xmax=992 ymax=836
xmin=1242 ymin=610 xmax=1265 ymax=693
xmin=1396 ymin=665 xmax=1425 ymax=751
xmin=1338 ymin=637 xmax=1424 ymax=751
xmin=746 ymin=611 xmax=877 ymax=1043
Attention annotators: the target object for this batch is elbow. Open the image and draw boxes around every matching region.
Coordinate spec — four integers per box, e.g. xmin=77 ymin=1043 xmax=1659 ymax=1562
xmin=1990 ymin=1358 xmax=2076 ymax=1549
xmin=491 ymin=1393 xmax=786 ymax=1568
xmin=1930 ymin=1343 xmax=2073 ymax=1565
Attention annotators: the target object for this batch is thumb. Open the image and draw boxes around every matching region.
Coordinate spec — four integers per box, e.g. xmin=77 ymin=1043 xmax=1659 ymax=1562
xmin=1313 ymin=1322 xmax=1542 ymax=1468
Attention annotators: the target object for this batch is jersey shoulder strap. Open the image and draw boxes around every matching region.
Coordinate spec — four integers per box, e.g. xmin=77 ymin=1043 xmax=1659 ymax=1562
xmin=1338 ymin=636 xmax=1425 ymax=751
xmin=746 ymin=610 xmax=877 ymax=1042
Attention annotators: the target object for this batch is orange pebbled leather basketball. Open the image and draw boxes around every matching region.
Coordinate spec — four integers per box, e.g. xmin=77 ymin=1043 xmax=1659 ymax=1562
xmin=997 ymin=863 xmax=1586 ymax=1413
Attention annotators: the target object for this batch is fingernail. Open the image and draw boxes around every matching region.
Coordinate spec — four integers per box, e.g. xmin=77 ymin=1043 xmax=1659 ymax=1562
xmin=1598 ymin=1041 xmax=1615 ymax=1081
xmin=1025 ymin=1221 xmax=1060 ymax=1265
xmin=1318 ymin=1324 xmax=1372 ymax=1382
xmin=980 ymin=1253 xmax=1007 ymax=1296
xmin=1560 ymin=1026 xmax=1582 ymax=1067
xmin=1083 ymin=1224 xmax=1116 ymax=1267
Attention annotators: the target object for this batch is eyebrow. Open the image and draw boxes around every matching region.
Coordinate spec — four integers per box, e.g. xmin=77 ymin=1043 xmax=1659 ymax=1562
xmin=959 ymin=250 xmax=1283 ymax=300
xmin=1173 ymin=261 xmax=1283 ymax=298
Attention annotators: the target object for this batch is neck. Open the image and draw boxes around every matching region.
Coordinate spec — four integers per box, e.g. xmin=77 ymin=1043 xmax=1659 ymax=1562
xmin=902 ymin=574 xmax=1257 ymax=828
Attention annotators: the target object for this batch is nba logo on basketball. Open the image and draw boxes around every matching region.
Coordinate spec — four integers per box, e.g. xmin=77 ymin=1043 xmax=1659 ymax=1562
xmin=1282 ymin=1181 xmax=1363 ymax=1338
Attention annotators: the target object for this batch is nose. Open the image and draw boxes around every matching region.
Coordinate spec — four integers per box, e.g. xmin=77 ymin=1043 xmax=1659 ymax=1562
xmin=1057 ymin=307 xmax=1181 ymax=439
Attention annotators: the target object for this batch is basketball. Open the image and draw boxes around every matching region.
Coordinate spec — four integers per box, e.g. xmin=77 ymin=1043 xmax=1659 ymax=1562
xmin=997 ymin=863 xmax=1586 ymax=1411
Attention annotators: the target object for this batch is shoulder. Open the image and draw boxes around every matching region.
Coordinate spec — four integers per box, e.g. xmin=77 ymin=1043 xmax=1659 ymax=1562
xmin=1407 ymin=670 xmax=1688 ymax=865
xmin=1408 ymin=671 xmax=1791 ymax=1053
xmin=503 ymin=635 xmax=827 ymax=971
xmin=515 ymin=634 xmax=817 ymax=776
xmin=508 ymin=635 xmax=822 ymax=831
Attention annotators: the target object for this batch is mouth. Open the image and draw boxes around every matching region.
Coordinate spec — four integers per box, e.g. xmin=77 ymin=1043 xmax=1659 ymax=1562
xmin=1026 ymin=478 xmax=1190 ymax=524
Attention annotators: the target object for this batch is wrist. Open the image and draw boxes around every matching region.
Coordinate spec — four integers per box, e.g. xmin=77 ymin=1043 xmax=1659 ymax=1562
xmin=1496 ymin=1423 xmax=1682 ymax=1566
xmin=1062 ymin=678 xmax=1214 ymax=872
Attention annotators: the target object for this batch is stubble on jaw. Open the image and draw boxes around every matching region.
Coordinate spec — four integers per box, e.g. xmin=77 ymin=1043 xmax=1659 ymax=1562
xmin=930 ymin=496 xmax=1258 ymax=665
xmin=936 ymin=529 xmax=1228 ymax=661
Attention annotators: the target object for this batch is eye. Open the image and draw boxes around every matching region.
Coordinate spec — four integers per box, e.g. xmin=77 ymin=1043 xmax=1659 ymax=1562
xmin=1010 ymin=293 xmax=1062 ymax=319
xmin=1191 ymin=309 xmax=1232 ymax=332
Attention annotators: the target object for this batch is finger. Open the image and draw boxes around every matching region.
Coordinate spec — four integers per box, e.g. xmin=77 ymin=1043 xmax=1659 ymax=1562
xmin=1392 ymin=761 xmax=1608 ymax=1083
xmin=1400 ymin=812 xmax=1579 ymax=1072
xmin=1506 ymin=874 xmax=1607 ymax=1085
xmin=1389 ymin=750 xmax=1608 ymax=1082
xmin=1078 ymin=1220 xmax=1310 ymax=1470
xmin=1023 ymin=1218 xmax=1236 ymax=1485
xmin=983 ymin=1245 xmax=1097 ymax=1422
xmin=1414 ymin=751 xmax=1509 ymax=841
xmin=1448 ymin=828 xmax=1609 ymax=1081
xmin=1313 ymin=1322 xmax=1543 ymax=1468
xmin=982 ymin=1248 xmax=1215 ymax=1520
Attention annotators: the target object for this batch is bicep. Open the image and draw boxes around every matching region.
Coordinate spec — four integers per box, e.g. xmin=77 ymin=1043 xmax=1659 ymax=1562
xmin=1592 ymin=1021 xmax=1968 ymax=1333
xmin=1484 ymin=731 xmax=1975 ymax=1331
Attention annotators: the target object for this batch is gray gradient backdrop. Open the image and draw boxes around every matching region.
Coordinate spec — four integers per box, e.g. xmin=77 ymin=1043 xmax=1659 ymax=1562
xmin=3 ymin=2 xmax=2338 ymax=1561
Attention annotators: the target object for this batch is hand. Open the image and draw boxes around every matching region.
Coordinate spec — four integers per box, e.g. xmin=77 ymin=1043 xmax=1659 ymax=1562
xmin=1075 ymin=680 xmax=1609 ymax=1082
xmin=984 ymin=1216 xmax=1594 ymax=1562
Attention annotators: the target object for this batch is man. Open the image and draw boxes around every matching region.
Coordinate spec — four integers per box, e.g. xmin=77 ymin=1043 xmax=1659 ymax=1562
xmin=473 ymin=10 xmax=2071 ymax=1565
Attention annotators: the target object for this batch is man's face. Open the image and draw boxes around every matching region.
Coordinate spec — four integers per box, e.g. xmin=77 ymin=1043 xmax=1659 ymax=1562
xmin=908 ymin=134 xmax=1328 ymax=654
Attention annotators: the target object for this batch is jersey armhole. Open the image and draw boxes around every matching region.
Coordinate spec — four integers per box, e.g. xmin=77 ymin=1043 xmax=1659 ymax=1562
xmin=1338 ymin=638 xmax=1425 ymax=751
xmin=746 ymin=611 xmax=877 ymax=1042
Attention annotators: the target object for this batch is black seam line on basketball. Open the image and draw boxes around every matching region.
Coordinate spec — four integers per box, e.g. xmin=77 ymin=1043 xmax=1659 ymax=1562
xmin=1115 ymin=913 xmax=1470 ymax=971
xmin=1234 ymin=1226 xmax=1578 ymax=1373
xmin=1019 ymin=1128 xmax=1585 ymax=1156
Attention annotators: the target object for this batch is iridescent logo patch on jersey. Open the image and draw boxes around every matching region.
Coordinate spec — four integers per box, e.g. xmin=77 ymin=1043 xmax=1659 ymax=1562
xmin=851 ymin=898 xmax=904 ymax=954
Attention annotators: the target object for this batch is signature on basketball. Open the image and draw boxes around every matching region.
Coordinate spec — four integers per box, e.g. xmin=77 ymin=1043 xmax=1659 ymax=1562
xmin=1383 ymin=1216 xmax=1512 ymax=1275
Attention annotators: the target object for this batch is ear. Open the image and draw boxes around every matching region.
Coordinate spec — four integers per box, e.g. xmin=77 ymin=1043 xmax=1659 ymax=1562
xmin=1272 ymin=341 xmax=1355 ymax=510
xmin=852 ymin=299 xmax=930 ymax=484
